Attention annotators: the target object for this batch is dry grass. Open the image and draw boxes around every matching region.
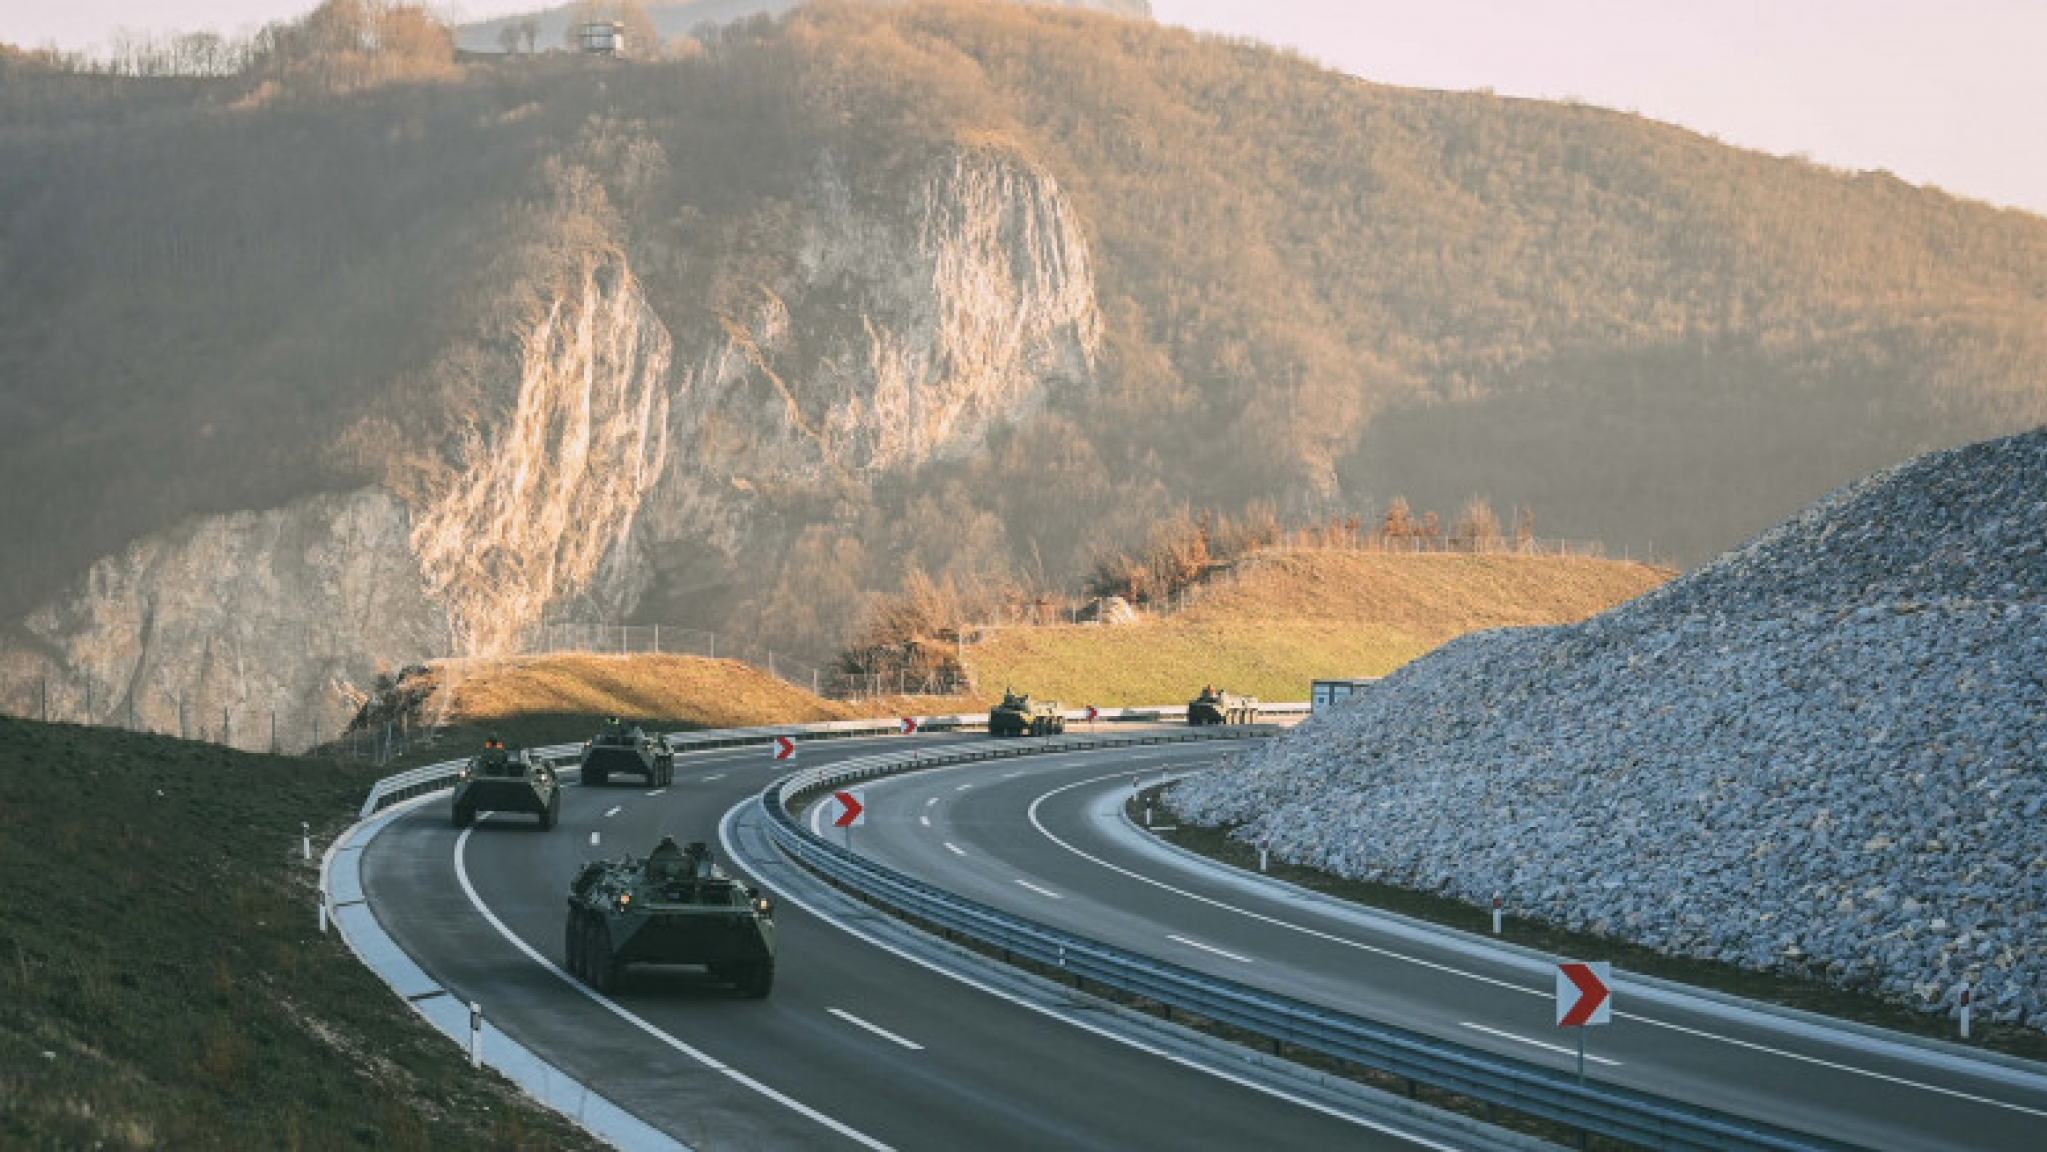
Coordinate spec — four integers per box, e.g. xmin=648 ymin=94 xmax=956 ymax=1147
xmin=963 ymin=550 xmax=1670 ymax=704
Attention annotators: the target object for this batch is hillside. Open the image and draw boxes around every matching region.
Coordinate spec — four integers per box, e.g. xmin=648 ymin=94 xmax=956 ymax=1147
xmin=4 ymin=0 xmax=2045 ymax=754
xmin=1167 ymin=427 xmax=2047 ymax=1034
xmin=0 ymin=717 xmax=604 ymax=1150
xmin=961 ymin=549 xmax=1669 ymax=704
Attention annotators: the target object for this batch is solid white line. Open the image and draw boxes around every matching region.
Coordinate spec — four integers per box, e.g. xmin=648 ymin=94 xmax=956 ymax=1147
xmin=829 ymin=1008 xmax=924 ymax=1051
xmin=453 ymin=828 xmax=893 ymax=1150
xmin=944 ymin=842 xmax=967 ymax=857
xmin=1168 ymin=934 xmax=1252 ymax=964
xmin=717 ymin=804 xmax=1464 ymax=1151
xmin=604 ymin=805 xmax=623 ymax=818
xmin=1461 ymin=1022 xmax=1623 ymax=1066
xmin=1031 ymin=773 xmax=2047 ymax=1120
xmin=1015 ymin=879 xmax=1063 ymax=900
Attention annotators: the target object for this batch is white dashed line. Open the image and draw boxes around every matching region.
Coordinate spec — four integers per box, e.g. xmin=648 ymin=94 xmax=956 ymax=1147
xmin=1167 ymin=934 xmax=1253 ymax=964
xmin=944 ymin=842 xmax=967 ymax=857
xmin=604 ymin=805 xmax=623 ymax=818
xmin=829 ymin=1008 xmax=924 ymax=1051
xmin=1015 ymin=879 xmax=1063 ymax=900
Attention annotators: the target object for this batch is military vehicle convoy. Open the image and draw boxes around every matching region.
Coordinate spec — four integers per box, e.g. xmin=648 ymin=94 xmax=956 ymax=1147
xmin=988 ymin=688 xmax=1066 ymax=737
xmin=1187 ymin=686 xmax=1259 ymax=725
xmin=578 ymin=718 xmax=675 ymax=787
xmin=452 ymin=739 xmax=562 ymax=829
xmin=564 ymin=837 xmax=777 ymax=996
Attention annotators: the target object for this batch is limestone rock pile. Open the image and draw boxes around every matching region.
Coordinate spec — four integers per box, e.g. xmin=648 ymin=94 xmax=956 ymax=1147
xmin=1168 ymin=429 xmax=2047 ymax=1027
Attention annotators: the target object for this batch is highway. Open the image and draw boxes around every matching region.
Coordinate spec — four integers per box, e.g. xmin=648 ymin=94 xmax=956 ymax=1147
xmin=359 ymin=734 xmax=1495 ymax=1151
xmin=827 ymin=739 xmax=2047 ymax=1151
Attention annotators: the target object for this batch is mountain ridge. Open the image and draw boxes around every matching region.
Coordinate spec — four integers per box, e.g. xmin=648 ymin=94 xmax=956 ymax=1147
xmin=2 ymin=1 xmax=2042 ymax=747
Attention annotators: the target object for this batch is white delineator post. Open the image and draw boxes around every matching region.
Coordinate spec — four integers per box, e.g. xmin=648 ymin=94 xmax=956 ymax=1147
xmin=1961 ymin=984 xmax=1973 ymax=1039
xmin=301 ymin=822 xmax=312 ymax=861
xmin=1259 ymin=838 xmax=1269 ymax=873
xmin=470 ymin=1002 xmax=483 ymax=1067
xmin=1492 ymin=893 xmax=1502 ymax=935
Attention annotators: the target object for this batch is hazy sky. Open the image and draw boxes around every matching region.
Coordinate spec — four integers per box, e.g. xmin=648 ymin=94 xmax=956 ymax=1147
xmin=4 ymin=1 xmax=2042 ymax=217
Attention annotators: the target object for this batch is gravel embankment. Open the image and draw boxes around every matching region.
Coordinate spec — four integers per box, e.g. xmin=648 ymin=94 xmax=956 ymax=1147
xmin=1167 ymin=428 xmax=2047 ymax=1027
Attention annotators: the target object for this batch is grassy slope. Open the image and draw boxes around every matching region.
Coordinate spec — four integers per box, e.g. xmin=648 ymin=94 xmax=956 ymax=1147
xmin=0 ymin=716 xmax=606 ymax=1151
xmin=960 ymin=550 xmax=1671 ymax=704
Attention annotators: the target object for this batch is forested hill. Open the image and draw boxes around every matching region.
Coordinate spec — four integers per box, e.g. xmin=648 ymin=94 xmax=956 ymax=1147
xmin=2 ymin=1 xmax=2044 ymax=743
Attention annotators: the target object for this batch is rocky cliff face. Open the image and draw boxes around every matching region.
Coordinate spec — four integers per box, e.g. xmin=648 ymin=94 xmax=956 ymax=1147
xmin=0 ymin=144 xmax=1101 ymax=750
xmin=0 ymin=490 xmax=449 ymax=749
xmin=411 ymin=249 xmax=674 ymax=656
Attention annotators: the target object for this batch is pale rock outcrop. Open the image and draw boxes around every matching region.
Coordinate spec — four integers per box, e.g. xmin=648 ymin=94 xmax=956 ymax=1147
xmin=2 ymin=489 xmax=448 ymax=751
xmin=412 ymin=251 xmax=673 ymax=655
xmin=2 ymin=144 xmax=1101 ymax=750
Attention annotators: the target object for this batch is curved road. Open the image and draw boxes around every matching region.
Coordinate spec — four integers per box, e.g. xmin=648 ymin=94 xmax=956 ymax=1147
xmin=835 ymin=740 xmax=2047 ymax=1151
xmin=360 ymin=735 xmax=1484 ymax=1151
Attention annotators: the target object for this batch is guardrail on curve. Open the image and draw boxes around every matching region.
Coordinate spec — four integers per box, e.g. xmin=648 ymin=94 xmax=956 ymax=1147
xmin=759 ymin=737 xmax=1857 ymax=1152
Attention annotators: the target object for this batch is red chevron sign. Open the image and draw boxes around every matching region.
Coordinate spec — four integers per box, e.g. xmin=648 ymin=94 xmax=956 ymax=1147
xmin=771 ymin=735 xmax=796 ymax=761
xmin=831 ymin=789 xmax=866 ymax=828
xmin=1556 ymin=961 xmax=1612 ymax=1026
xmin=1084 ymin=705 xmax=1099 ymax=721
xmin=899 ymin=716 xmax=919 ymax=735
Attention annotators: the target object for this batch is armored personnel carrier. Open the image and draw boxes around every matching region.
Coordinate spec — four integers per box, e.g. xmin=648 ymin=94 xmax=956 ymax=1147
xmin=564 ymin=837 xmax=776 ymax=997
xmin=1187 ymin=686 xmax=1259 ymax=725
xmin=988 ymin=688 xmax=1065 ymax=737
xmin=452 ymin=739 xmax=562 ymax=829
xmin=578 ymin=718 xmax=675 ymax=787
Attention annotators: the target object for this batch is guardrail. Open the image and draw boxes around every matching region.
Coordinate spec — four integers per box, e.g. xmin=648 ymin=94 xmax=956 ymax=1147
xmin=761 ymin=741 xmax=1856 ymax=1152
xmin=354 ymin=704 xmax=1305 ymax=818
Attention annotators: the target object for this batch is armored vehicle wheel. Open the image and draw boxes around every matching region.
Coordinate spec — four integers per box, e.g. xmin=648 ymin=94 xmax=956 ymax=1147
xmin=452 ymin=804 xmax=473 ymax=829
xmin=540 ymin=790 xmax=559 ymax=830
xmin=565 ymin=912 xmax=584 ymax=979
xmin=587 ymin=921 xmax=617 ymax=993
xmin=586 ymin=768 xmax=607 ymax=787
xmin=736 ymin=958 xmax=774 ymax=999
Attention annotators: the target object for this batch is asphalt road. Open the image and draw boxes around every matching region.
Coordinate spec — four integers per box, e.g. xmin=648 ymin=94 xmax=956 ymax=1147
xmin=360 ymin=735 xmax=1478 ymax=1151
xmin=835 ymin=740 xmax=2047 ymax=1151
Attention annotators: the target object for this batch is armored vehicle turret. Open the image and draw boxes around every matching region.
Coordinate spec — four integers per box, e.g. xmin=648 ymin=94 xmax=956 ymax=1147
xmin=1187 ymin=686 xmax=1258 ymax=725
xmin=564 ymin=837 xmax=776 ymax=996
xmin=579 ymin=718 xmax=675 ymax=787
xmin=452 ymin=739 xmax=562 ymax=829
xmin=988 ymin=688 xmax=1065 ymax=737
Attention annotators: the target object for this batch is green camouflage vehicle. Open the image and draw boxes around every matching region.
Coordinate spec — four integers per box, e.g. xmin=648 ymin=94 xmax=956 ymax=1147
xmin=988 ymin=688 xmax=1065 ymax=737
xmin=578 ymin=718 xmax=675 ymax=787
xmin=1188 ymin=686 xmax=1259 ymax=725
xmin=564 ymin=837 xmax=776 ymax=996
xmin=451 ymin=739 xmax=562 ymax=829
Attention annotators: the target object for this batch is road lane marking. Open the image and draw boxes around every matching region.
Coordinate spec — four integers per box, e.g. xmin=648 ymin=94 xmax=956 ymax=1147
xmin=919 ymin=815 xmax=931 ymax=827
xmin=644 ymin=788 xmax=667 ymax=797
xmin=955 ymin=783 xmax=974 ymax=791
xmin=925 ymin=798 xmax=939 ymax=807
xmin=604 ymin=805 xmax=623 ymax=818
xmin=717 ymin=803 xmax=1466 ymax=1151
xmin=829 ymin=1009 xmax=924 ymax=1051
xmin=452 ymin=829 xmax=894 ymax=1150
xmin=704 ymin=774 xmax=725 ymax=781
xmin=1032 ymin=772 xmax=2047 ymax=1120
xmin=1168 ymin=934 xmax=1252 ymax=963
xmin=1015 ymin=879 xmax=1063 ymax=900
xmin=589 ymin=832 xmax=600 ymax=847
xmin=1461 ymin=1022 xmax=1622 ymax=1066
xmin=944 ymin=842 xmax=967 ymax=857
